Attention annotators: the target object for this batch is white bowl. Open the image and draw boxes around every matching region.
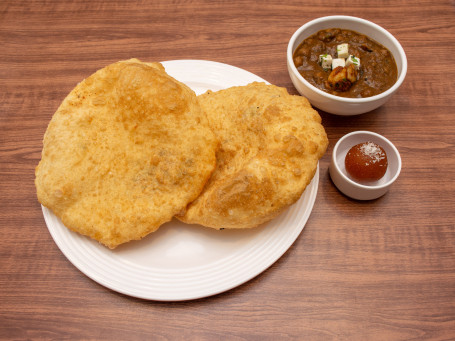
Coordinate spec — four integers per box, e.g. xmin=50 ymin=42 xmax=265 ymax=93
xmin=329 ymin=131 xmax=401 ymax=200
xmin=287 ymin=16 xmax=407 ymax=115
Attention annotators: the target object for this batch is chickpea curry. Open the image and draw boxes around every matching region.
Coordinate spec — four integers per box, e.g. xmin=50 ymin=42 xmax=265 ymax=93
xmin=293 ymin=28 xmax=398 ymax=98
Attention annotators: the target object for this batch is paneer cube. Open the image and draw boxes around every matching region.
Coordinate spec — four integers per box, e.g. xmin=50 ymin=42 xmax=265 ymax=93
xmin=346 ymin=55 xmax=361 ymax=69
xmin=337 ymin=43 xmax=349 ymax=58
xmin=332 ymin=58 xmax=346 ymax=69
xmin=318 ymin=54 xmax=333 ymax=70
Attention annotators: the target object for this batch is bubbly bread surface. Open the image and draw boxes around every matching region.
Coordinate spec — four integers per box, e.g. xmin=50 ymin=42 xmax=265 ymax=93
xmin=179 ymin=82 xmax=328 ymax=229
xmin=35 ymin=59 xmax=218 ymax=248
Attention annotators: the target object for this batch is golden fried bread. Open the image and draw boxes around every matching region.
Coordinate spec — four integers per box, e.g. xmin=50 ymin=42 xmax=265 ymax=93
xmin=179 ymin=82 xmax=328 ymax=229
xmin=35 ymin=59 xmax=218 ymax=248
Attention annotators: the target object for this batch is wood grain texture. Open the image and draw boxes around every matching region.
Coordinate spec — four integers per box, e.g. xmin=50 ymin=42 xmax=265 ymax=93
xmin=1 ymin=0 xmax=455 ymax=340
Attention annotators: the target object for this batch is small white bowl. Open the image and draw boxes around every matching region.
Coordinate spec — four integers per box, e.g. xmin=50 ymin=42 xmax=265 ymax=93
xmin=287 ymin=16 xmax=407 ymax=115
xmin=329 ymin=131 xmax=401 ymax=200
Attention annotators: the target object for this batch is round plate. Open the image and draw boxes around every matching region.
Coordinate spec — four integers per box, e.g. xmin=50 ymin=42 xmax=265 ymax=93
xmin=42 ymin=60 xmax=319 ymax=301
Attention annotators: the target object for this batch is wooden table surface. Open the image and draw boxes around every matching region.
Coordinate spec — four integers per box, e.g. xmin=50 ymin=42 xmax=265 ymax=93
xmin=1 ymin=0 xmax=455 ymax=339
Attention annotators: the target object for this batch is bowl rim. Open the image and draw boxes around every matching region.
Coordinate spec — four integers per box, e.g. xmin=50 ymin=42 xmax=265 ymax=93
xmin=287 ymin=15 xmax=408 ymax=103
xmin=332 ymin=130 xmax=402 ymax=190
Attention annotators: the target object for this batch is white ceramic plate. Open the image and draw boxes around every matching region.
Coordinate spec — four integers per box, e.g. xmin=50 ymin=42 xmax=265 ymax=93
xmin=42 ymin=60 xmax=319 ymax=301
